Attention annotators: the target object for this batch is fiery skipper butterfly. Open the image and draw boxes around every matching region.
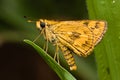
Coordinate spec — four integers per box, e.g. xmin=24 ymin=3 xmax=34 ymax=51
xmin=30 ymin=19 xmax=107 ymax=70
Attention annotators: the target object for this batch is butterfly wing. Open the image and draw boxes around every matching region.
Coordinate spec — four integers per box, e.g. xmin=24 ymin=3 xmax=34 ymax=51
xmin=52 ymin=21 xmax=95 ymax=56
xmin=80 ymin=20 xmax=107 ymax=45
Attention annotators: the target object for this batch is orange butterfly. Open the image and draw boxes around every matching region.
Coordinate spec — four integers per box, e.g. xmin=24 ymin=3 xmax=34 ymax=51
xmin=30 ymin=19 xmax=107 ymax=70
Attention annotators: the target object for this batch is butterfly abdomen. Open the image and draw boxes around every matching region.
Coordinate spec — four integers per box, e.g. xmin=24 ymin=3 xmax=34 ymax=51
xmin=59 ymin=44 xmax=77 ymax=70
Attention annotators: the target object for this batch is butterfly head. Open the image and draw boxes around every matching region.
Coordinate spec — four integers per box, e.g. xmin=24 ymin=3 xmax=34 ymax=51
xmin=36 ymin=19 xmax=47 ymax=31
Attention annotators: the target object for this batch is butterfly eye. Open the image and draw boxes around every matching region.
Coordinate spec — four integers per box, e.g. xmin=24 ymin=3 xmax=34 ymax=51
xmin=40 ymin=22 xmax=45 ymax=28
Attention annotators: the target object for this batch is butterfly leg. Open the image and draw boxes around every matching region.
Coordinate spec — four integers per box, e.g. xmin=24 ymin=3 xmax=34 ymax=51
xmin=59 ymin=44 xmax=77 ymax=70
xmin=33 ymin=29 xmax=44 ymax=42
xmin=40 ymin=36 xmax=48 ymax=52
xmin=54 ymin=44 xmax=60 ymax=64
xmin=44 ymin=29 xmax=48 ymax=52
xmin=43 ymin=40 xmax=45 ymax=50
xmin=45 ymin=38 xmax=48 ymax=52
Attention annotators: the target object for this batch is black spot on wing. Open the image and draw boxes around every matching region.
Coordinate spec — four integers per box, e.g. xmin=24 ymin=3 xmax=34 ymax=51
xmin=69 ymin=32 xmax=81 ymax=40
xmin=83 ymin=21 xmax=89 ymax=26
xmin=95 ymin=22 xmax=100 ymax=28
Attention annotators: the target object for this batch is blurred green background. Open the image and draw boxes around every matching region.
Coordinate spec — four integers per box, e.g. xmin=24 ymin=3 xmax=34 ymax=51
xmin=1 ymin=0 xmax=119 ymax=80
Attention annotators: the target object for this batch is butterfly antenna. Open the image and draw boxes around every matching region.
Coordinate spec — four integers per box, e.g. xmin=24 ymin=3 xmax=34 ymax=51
xmin=24 ymin=16 xmax=37 ymax=23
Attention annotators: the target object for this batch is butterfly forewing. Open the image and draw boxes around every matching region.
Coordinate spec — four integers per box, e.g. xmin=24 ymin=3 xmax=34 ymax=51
xmin=52 ymin=21 xmax=94 ymax=56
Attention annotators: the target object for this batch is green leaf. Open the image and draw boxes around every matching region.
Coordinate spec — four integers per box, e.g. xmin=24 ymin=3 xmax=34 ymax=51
xmin=86 ymin=0 xmax=120 ymax=80
xmin=23 ymin=39 xmax=76 ymax=80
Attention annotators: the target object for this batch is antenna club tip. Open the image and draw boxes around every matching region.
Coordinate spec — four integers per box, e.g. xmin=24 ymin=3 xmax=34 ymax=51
xmin=24 ymin=16 xmax=27 ymax=18
xmin=27 ymin=20 xmax=32 ymax=22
